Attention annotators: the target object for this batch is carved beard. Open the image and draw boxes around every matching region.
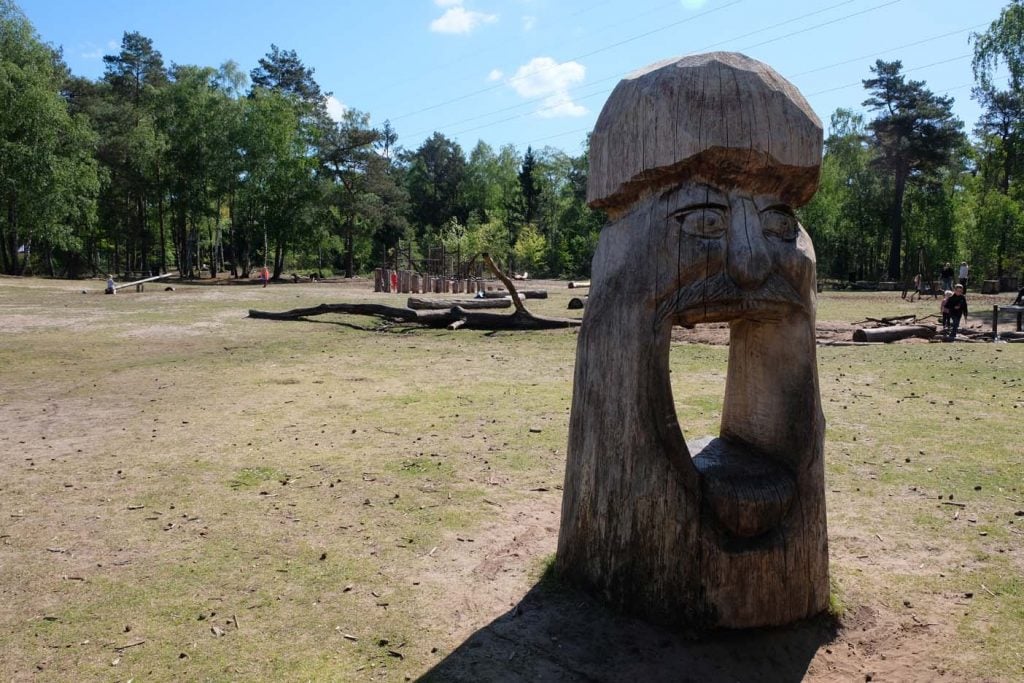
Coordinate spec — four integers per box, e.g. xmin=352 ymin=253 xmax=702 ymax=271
xmin=557 ymin=181 xmax=828 ymax=629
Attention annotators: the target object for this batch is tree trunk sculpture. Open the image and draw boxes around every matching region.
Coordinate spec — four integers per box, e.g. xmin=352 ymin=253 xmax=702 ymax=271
xmin=556 ymin=52 xmax=829 ymax=629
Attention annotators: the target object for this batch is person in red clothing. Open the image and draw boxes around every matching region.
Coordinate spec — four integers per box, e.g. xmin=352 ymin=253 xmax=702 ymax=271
xmin=259 ymin=265 xmax=270 ymax=287
xmin=945 ymin=284 xmax=968 ymax=340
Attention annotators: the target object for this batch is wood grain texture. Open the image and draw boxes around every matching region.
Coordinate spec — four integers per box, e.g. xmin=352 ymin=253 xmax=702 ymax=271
xmin=558 ymin=52 xmax=828 ymax=629
xmin=587 ymin=52 xmax=822 ymax=216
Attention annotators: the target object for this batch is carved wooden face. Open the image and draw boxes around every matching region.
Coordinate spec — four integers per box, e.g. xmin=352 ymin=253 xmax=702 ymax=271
xmin=629 ymin=181 xmax=818 ymax=327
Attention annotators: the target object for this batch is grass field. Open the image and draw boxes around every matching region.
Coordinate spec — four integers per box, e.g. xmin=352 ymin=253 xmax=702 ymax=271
xmin=0 ymin=275 xmax=1021 ymax=681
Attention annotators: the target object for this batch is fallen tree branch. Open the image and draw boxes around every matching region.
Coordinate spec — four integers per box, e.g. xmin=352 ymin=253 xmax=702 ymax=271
xmin=249 ymin=257 xmax=580 ymax=332
xmin=483 ymin=253 xmax=525 ymax=313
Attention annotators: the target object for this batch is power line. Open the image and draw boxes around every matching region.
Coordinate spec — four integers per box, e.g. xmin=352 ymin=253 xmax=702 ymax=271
xmin=406 ymin=0 xmax=900 ymax=140
xmin=737 ymin=0 xmax=902 ymax=52
xmin=389 ymin=0 xmax=746 ymax=122
xmin=403 ymin=0 xmax=982 ymax=153
xmin=792 ymin=23 xmax=986 ymax=77
xmin=523 ymin=62 xmax=1002 ymax=156
xmin=804 ymin=53 xmax=972 ymax=97
xmin=374 ymin=0 xmax=623 ymax=94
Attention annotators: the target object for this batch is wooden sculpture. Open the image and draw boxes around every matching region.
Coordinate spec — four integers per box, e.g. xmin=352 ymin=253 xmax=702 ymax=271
xmin=556 ymin=52 xmax=827 ymax=629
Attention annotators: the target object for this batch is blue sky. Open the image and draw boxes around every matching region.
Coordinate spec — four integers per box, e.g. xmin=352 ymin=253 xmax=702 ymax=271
xmin=18 ymin=0 xmax=1012 ymax=156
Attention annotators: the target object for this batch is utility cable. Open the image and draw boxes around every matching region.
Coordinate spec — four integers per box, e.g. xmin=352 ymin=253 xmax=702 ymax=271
xmin=389 ymin=0 xmax=746 ymax=121
xmin=405 ymin=0 xmax=902 ymax=140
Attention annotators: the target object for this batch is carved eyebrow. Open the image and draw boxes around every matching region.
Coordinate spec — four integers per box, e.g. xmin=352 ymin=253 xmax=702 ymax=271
xmin=663 ymin=183 xmax=727 ymax=207
xmin=755 ymin=199 xmax=795 ymax=213
xmin=673 ymin=201 xmax=728 ymax=213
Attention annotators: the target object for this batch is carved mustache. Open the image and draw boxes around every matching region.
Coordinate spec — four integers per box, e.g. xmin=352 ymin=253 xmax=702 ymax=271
xmin=666 ymin=271 xmax=808 ymax=321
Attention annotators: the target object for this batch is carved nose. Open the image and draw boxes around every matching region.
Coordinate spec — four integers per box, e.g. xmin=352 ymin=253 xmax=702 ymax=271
xmin=726 ymin=201 xmax=771 ymax=290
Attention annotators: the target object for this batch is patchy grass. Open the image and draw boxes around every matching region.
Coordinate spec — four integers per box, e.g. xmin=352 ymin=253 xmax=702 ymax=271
xmin=0 ymin=277 xmax=1021 ymax=680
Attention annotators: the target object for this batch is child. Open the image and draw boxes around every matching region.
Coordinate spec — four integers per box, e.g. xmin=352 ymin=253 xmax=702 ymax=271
xmin=105 ymin=275 xmax=116 ymax=295
xmin=940 ymin=290 xmax=952 ymax=331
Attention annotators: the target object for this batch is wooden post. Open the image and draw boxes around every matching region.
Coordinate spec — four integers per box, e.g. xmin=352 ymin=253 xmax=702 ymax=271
xmin=558 ymin=52 xmax=828 ymax=629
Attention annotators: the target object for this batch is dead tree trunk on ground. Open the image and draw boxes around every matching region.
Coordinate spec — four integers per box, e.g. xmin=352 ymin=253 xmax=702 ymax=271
xmin=248 ymin=255 xmax=578 ymax=332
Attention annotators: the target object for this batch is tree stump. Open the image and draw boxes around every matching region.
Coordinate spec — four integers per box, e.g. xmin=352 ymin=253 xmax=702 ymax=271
xmin=557 ymin=52 xmax=829 ymax=629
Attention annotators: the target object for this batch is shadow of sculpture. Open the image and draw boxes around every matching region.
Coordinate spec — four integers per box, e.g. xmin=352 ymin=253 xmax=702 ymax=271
xmin=420 ymin=580 xmax=837 ymax=682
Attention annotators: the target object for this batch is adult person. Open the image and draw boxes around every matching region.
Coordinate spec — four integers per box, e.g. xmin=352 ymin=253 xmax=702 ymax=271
xmin=940 ymin=262 xmax=955 ymax=291
xmin=958 ymin=261 xmax=969 ymax=288
xmin=260 ymin=265 xmax=270 ymax=288
xmin=946 ymin=283 xmax=968 ymax=340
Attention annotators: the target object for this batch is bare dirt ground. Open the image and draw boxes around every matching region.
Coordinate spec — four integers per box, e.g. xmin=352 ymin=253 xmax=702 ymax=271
xmin=417 ymin=496 xmax=980 ymax=682
xmin=1 ymin=275 xmax=1019 ymax=682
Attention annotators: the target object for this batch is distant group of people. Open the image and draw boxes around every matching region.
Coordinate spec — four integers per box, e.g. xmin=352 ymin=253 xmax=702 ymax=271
xmin=939 ymin=261 xmax=969 ymax=291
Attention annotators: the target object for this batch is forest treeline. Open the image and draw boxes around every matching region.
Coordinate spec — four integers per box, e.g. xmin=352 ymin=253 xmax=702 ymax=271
xmin=2 ymin=0 xmax=1023 ymax=283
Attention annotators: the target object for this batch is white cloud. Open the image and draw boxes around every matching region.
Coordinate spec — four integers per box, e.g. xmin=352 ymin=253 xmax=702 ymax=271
xmin=81 ymin=39 xmax=119 ymax=60
xmin=326 ymin=96 xmax=348 ymax=122
xmin=430 ymin=6 xmax=498 ymax=34
xmin=522 ymin=15 xmax=537 ymax=31
xmin=487 ymin=68 xmax=504 ymax=82
xmin=680 ymin=0 xmax=708 ymax=8
xmin=508 ymin=57 xmax=587 ymax=118
xmin=536 ymin=93 xmax=587 ymax=119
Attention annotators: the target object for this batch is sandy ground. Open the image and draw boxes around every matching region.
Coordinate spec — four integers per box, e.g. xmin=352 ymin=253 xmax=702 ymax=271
xmin=1 ymin=275 xmax=1016 ymax=682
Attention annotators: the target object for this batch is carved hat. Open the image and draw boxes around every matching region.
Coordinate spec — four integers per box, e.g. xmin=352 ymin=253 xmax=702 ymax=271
xmin=587 ymin=52 xmax=822 ymax=214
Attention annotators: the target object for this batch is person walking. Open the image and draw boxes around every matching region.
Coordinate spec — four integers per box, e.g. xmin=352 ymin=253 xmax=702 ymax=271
xmin=260 ymin=265 xmax=270 ymax=288
xmin=958 ymin=261 xmax=969 ymax=288
xmin=945 ymin=284 xmax=968 ymax=340
xmin=940 ymin=262 xmax=955 ymax=291
xmin=940 ymin=289 xmax=952 ymax=332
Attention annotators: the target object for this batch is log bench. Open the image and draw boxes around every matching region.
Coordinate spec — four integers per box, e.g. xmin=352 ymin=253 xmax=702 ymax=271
xmin=113 ymin=272 xmax=175 ymax=293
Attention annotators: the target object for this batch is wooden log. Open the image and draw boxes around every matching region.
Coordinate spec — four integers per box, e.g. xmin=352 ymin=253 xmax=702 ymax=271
xmin=568 ymin=281 xmax=590 ymax=289
xmin=567 ymin=296 xmax=587 ymax=310
xmin=248 ymin=302 xmax=579 ymax=331
xmin=112 ymin=272 xmax=176 ymax=292
xmin=852 ymin=325 xmax=937 ymax=343
xmin=406 ymin=297 xmax=511 ymax=310
xmin=479 ymin=289 xmax=547 ymax=299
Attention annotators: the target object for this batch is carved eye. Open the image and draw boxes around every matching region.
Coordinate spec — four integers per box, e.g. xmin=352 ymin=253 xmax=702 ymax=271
xmin=674 ymin=206 xmax=727 ymax=238
xmin=761 ymin=207 xmax=798 ymax=240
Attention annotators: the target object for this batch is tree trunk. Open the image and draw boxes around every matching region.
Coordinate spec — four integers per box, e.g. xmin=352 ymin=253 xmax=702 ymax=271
xmin=887 ymin=170 xmax=907 ymax=281
xmin=345 ymin=216 xmax=355 ymax=279
xmin=852 ymin=325 xmax=936 ymax=342
xmin=247 ymin=302 xmax=578 ymax=331
xmin=406 ymin=297 xmax=511 ymax=310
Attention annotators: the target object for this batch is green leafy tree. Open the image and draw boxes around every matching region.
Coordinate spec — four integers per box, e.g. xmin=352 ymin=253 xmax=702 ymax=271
xmin=862 ymin=60 xmax=964 ymax=280
xmin=405 ymin=132 xmax=468 ymax=240
xmin=95 ymin=31 xmax=169 ymax=274
xmin=971 ymin=1 xmax=1024 ymax=278
xmin=800 ymin=109 xmax=890 ymax=279
xmin=319 ymin=109 xmax=380 ymax=277
xmin=0 ymin=0 xmax=99 ymax=276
